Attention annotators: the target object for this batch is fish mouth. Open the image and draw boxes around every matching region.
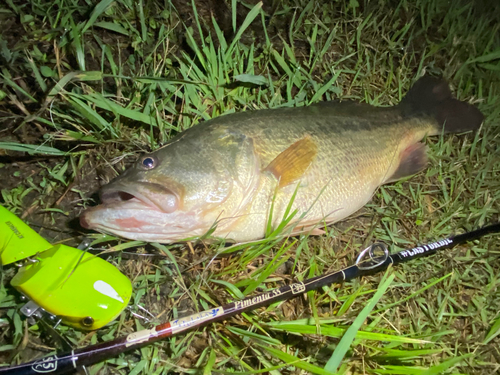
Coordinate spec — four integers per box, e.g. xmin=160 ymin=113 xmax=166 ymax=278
xmin=79 ymin=187 xmax=158 ymax=231
xmin=99 ymin=182 xmax=179 ymax=214
xmin=100 ymin=188 xmax=160 ymax=211
xmin=79 ymin=183 xmax=191 ymax=239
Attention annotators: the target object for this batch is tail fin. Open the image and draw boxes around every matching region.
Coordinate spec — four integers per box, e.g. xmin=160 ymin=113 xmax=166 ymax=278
xmin=400 ymin=76 xmax=484 ymax=134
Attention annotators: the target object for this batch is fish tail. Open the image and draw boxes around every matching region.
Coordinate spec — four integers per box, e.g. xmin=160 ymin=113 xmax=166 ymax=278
xmin=400 ymin=76 xmax=484 ymax=134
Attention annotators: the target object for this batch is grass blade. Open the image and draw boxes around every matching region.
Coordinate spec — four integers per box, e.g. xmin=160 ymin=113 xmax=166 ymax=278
xmin=0 ymin=142 xmax=66 ymax=155
xmin=82 ymin=0 xmax=114 ymax=34
xmin=226 ymin=2 xmax=263 ymax=57
xmin=256 ymin=344 xmax=334 ymax=375
xmin=268 ymin=320 xmax=428 ymax=344
xmin=324 ymin=271 xmax=395 ymax=372
xmin=484 ymin=314 xmax=500 ymax=344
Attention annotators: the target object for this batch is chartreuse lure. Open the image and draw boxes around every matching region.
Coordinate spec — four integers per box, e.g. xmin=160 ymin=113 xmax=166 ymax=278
xmin=0 ymin=205 xmax=132 ymax=330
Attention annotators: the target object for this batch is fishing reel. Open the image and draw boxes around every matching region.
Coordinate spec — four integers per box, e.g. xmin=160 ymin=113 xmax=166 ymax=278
xmin=0 ymin=205 xmax=132 ymax=330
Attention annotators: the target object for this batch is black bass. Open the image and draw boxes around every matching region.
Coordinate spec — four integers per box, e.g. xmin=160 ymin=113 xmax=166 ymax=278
xmin=80 ymin=77 xmax=483 ymax=243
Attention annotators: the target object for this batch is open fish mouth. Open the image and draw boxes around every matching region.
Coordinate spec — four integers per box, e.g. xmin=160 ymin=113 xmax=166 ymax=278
xmin=98 ymin=180 xmax=180 ymax=214
xmin=99 ymin=188 xmax=163 ymax=212
xmin=79 ymin=195 xmax=158 ymax=232
xmin=79 ymin=184 xmax=165 ymax=232
xmin=79 ymin=183 xmax=200 ymax=241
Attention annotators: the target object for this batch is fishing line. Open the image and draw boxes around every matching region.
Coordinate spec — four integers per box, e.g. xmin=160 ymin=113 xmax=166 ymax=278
xmin=1 ymin=223 xmax=499 ymax=375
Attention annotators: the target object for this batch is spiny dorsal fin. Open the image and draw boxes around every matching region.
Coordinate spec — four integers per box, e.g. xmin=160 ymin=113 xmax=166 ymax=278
xmin=264 ymin=136 xmax=317 ymax=187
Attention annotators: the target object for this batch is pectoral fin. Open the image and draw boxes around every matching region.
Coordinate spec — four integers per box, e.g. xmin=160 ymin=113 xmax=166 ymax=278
xmin=264 ymin=136 xmax=318 ymax=187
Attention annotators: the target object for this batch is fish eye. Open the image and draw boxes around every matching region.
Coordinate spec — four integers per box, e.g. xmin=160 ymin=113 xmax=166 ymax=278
xmin=140 ymin=156 xmax=156 ymax=170
xmin=80 ymin=316 xmax=94 ymax=327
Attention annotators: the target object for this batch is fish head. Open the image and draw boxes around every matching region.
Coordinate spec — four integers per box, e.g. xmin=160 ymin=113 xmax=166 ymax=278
xmin=80 ymin=128 xmax=260 ymax=242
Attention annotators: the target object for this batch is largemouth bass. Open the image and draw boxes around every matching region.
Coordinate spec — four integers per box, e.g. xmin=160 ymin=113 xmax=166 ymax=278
xmin=80 ymin=77 xmax=483 ymax=243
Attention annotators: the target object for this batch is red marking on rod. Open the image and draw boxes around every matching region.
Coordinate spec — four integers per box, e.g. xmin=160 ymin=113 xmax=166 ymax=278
xmin=156 ymin=322 xmax=174 ymax=339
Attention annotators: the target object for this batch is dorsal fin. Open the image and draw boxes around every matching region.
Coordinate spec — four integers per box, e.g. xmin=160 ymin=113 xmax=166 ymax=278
xmin=264 ymin=136 xmax=317 ymax=187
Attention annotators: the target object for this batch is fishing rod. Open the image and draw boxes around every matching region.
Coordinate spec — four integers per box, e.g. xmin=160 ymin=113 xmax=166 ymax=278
xmin=1 ymin=223 xmax=499 ymax=375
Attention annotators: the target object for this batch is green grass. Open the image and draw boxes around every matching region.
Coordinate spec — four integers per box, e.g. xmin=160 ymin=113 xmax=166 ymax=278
xmin=1 ymin=0 xmax=500 ymax=374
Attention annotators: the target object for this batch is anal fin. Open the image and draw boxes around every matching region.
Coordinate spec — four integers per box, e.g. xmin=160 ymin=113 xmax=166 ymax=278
xmin=387 ymin=143 xmax=428 ymax=183
xmin=265 ymin=136 xmax=318 ymax=187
